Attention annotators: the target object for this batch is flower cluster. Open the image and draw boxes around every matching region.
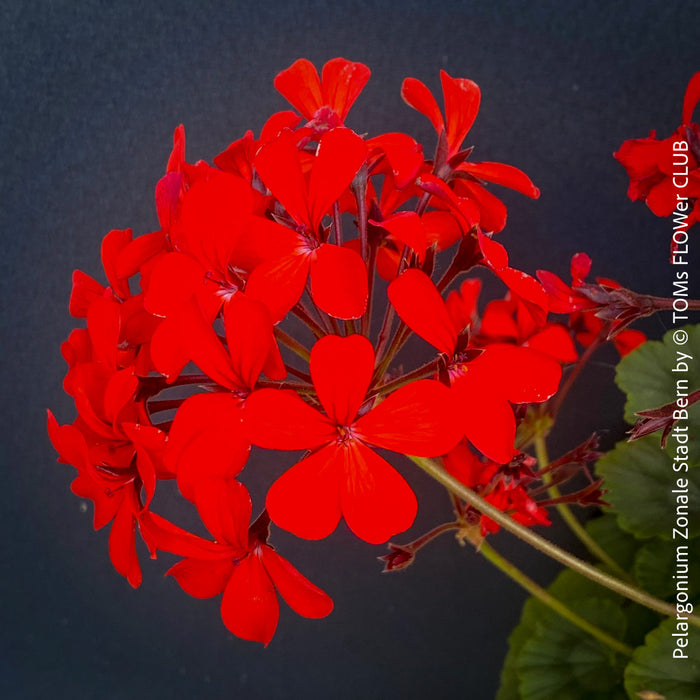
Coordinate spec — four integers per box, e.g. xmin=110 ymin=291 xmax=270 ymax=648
xmin=49 ymin=58 xmax=634 ymax=644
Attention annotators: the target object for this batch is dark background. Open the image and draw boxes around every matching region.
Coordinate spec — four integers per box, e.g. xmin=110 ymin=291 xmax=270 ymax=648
xmin=2 ymin=1 xmax=698 ymax=698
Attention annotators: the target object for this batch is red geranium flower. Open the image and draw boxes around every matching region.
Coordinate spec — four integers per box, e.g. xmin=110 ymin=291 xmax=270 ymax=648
xmin=246 ymin=127 xmax=369 ymax=320
xmin=388 ymin=268 xmax=561 ymax=463
xmin=143 ymin=479 xmax=333 ymax=645
xmin=245 ymin=334 xmax=463 ymax=543
xmin=274 ymin=57 xmax=370 ymax=128
xmin=402 ymin=70 xmax=539 ymax=232
xmin=615 ymin=72 xmax=700 ymax=224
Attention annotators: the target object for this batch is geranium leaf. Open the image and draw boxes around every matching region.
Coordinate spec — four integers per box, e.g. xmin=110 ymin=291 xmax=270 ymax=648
xmin=516 ymin=598 xmax=628 ymax=699
xmin=624 ymin=619 xmax=700 ymax=699
xmin=615 ymin=324 xmax=700 ymax=461
xmin=498 ymin=570 xmax=628 ymax=699
xmin=595 ymin=435 xmax=700 ymax=540
xmin=633 ymin=538 xmax=700 ymax=600
xmin=585 ymin=515 xmax=641 ymax=573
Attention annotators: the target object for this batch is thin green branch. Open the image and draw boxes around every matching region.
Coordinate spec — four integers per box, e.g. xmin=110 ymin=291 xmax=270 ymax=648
xmin=533 ymin=434 xmax=635 ymax=583
xmin=408 ymin=455 xmax=700 ymax=627
xmin=477 ymin=540 xmax=633 ymax=657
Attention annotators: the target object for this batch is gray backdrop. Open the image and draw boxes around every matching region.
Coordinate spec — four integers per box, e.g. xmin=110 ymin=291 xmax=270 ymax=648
xmin=2 ymin=1 xmax=698 ymax=698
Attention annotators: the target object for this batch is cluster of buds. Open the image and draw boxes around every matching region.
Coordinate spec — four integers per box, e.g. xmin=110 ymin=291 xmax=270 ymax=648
xmin=48 ymin=58 xmax=641 ymax=644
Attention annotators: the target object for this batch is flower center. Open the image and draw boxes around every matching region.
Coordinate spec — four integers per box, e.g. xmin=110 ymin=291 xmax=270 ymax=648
xmin=336 ymin=424 xmax=356 ymax=445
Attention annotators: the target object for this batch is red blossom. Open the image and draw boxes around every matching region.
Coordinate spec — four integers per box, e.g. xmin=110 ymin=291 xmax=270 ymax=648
xmin=275 ymin=57 xmax=370 ymax=128
xmin=246 ymin=334 xmax=462 ymax=543
xmin=246 ymin=128 xmax=369 ymax=320
xmin=615 ymin=72 xmax=700 ymax=228
xmin=143 ymin=480 xmax=332 ymax=645
xmin=388 ymin=268 xmax=561 ymax=463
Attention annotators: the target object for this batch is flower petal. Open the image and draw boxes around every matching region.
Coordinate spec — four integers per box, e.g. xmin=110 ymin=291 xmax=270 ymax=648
xmin=452 ymin=375 xmax=516 ymax=464
xmin=401 ymin=77 xmax=444 ymax=135
xmin=193 ymin=478 xmax=252 ymax=548
xmin=69 ymin=270 xmax=105 ymax=318
xmin=366 ymin=132 xmax=423 ymax=189
xmin=108 ymin=496 xmax=141 ymax=588
xmin=101 ymin=228 xmax=132 ymax=299
xmin=177 ymin=298 xmax=238 ymax=390
xmin=340 ymin=441 xmax=417 ymax=544
xmin=165 ymin=393 xmax=250 ymax=501
xmin=221 ymin=554 xmax=279 ymax=645
xmin=470 ymin=344 xmax=562 ymax=404
xmin=460 ymin=162 xmax=540 ymax=198
xmin=321 ymin=58 xmax=371 ymax=122
xmin=388 ymin=268 xmax=456 ymax=355
xmin=260 ymin=546 xmax=333 ymax=618
xmin=177 ymin=171 xmax=253 ymax=273
xmin=308 ymin=128 xmax=367 ymax=230
xmin=526 ymin=325 xmax=578 ymax=363
xmin=167 ymin=557 xmax=234 ymax=599
xmin=141 ymin=511 xmax=231 ymax=560
xmin=355 ymin=379 xmax=462 ymax=457
xmin=254 ymin=130 xmax=310 ymax=229
xmin=246 ymin=252 xmax=311 ymax=324
xmin=455 ymin=178 xmax=507 ymax=233
xmin=224 ymin=294 xmax=275 ymax=390
xmin=371 ymin=212 xmax=427 ymax=262
xmin=445 ymin=278 xmax=482 ymax=335
xmin=440 ymin=71 xmax=480 ymax=155
xmin=265 ymin=443 xmax=343 ymax=540
xmin=310 ymin=243 xmax=368 ymax=319
xmin=310 ymin=334 xmax=374 ymax=426
xmin=87 ymin=296 xmax=121 ymax=371
xmin=144 ymin=252 xmax=203 ymax=318
xmin=274 ymin=58 xmax=323 ymax=120
xmin=245 ymin=389 xmax=336 ymax=451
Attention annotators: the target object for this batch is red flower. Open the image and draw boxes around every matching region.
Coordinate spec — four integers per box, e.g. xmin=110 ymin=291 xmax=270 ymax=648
xmin=388 ymin=268 xmax=561 ymax=463
xmin=402 ymin=70 xmax=539 ymax=233
xmin=162 ymin=294 xmax=284 ymax=500
xmin=47 ymin=391 xmax=166 ymax=588
xmin=538 ymin=254 xmax=646 ymax=357
xmin=402 ymin=70 xmax=481 ymax=161
xmin=144 ymin=479 xmax=332 ymax=645
xmin=615 ymin=72 xmax=700 ymax=224
xmin=275 ymin=57 xmax=370 ymax=128
xmin=443 ymin=441 xmax=550 ymax=535
xmin=245 ymin=334 xmax=462 ymax=543
xmin=246 ymin=127 xmax=369 ymax=320
xmin=214 ymin=111 xmax=302 ymax=183
xmin=479 ymin=296 xmax=577 ymax=364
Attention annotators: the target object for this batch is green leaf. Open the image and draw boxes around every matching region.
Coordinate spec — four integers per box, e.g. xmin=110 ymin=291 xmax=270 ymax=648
xmin=585 ymin=515 xmax=641 ymax=572
xmin=497 ymin=570 xmax=623 ymax=700
xmin=634 ymin=538 xmax=700 ymax=600
xmin=616 ymin=324 xmax=700 ymax=425
xmin=624 ymin=618 xmax=700 ymax=699
xmin=497 ymin=598 xmax=539 ymax=700
xmin=516 ymin=598 xmax=628 ymax=699
xmin=595 ymin=436 xmax=700 ymax=540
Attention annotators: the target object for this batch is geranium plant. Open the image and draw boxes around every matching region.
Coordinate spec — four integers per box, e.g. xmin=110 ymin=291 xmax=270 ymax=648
xmin=48 ymin=58 xmax=700 ymax=696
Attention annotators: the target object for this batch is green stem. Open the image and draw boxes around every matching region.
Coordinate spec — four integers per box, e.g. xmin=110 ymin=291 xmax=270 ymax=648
xmin=408 ymin=455 xmax=700 ymax=627
xmin=373 ymin=359 xmax=438 ymax=396
xmin=273 ymin=326 xmax=310 ymax=362
xmin=533 ymin=434 xmax=635 ymax=583
xmin=478 ymin=540 xmax=633 ymax=657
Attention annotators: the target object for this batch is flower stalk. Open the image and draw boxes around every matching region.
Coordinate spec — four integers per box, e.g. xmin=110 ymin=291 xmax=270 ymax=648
xmin=409 ymin=455 xmax=700 ymax=627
